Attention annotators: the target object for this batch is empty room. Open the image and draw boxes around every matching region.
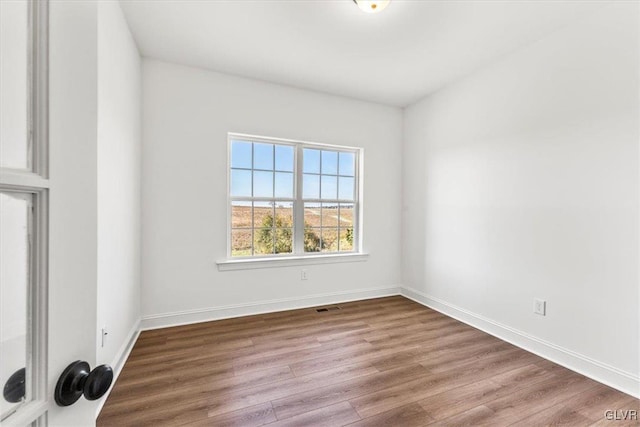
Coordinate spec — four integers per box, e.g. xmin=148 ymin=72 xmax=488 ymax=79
xmin=0 ymin=0 xmax=639 ymax=425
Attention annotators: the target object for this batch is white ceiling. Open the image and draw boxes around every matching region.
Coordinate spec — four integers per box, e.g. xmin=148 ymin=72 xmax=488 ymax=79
xmin=119 ymin=0 xmax=603 ymax=107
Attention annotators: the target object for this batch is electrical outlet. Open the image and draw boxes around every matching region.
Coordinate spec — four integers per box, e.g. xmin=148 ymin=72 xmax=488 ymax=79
xmin=301 ymin=269 xmax=308 ymax=280
xmin=534 ymin=299 xmax=546 ymax=316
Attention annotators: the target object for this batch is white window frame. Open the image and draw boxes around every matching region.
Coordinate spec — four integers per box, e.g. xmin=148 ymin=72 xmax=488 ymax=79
xmin=218 ymin=133 xmax=368 ymax=270
xmin=0 ymin=0 xmax=49 ymax=425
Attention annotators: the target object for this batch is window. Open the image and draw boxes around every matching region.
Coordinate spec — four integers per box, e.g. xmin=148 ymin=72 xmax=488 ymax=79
xmin=228 ymin=134 xmax=360 ymax=258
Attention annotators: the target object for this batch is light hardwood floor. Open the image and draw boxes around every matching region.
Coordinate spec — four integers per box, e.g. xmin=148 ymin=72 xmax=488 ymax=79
xmin=97 ymin=296 xmax=639 ymax=426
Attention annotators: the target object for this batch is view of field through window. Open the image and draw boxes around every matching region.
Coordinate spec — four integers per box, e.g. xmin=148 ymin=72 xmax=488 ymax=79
xmin=230 ymin=138 xmax=357 ymax=257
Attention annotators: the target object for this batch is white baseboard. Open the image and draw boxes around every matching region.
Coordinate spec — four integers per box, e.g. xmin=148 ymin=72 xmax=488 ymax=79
xmin=401 ymin=286 xmax=640 ymax=399
xmin=95 ymin=318 xmax=141 ymax=418
xmin=140 ymin=285 xmax=402 ymax=331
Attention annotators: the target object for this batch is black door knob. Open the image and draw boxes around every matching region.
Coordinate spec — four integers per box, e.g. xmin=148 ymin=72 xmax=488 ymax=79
xmin=84 ymin=365 xmax=113 ymax=400
xmin=54 ymin=361 xmax=113 ymax=406
xmin=3 ymin=368 xmax=26 ymax=403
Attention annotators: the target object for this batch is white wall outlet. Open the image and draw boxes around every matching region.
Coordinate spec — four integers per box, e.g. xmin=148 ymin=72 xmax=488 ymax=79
xmin=301 ymin=269 xmax=308 ymax=280
xmin=101 ymin=327 xmax=108 ymax=347
xmin=534 ymin=298 xmax=546 ymax=316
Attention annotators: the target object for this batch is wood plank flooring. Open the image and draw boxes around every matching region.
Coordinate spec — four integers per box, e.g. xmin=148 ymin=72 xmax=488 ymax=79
xmin=97 ymin=296 xmax=639 ymax=426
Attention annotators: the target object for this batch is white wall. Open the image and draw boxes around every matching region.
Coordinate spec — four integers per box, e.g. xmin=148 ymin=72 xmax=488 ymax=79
xmin=403 ymin=2 xmax=639 ymax=396
xmin=96 ymin=0 xmax=141 ymax=369
xmin=141 ymin=59 xmax=402 ymax=324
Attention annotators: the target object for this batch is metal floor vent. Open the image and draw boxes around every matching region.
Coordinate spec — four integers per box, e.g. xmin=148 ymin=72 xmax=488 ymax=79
xmin=316 ymin=306 xmax=341 ymax=312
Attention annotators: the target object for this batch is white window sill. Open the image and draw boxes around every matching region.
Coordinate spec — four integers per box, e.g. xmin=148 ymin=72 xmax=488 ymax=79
xmin=217 ymin=253 xmax=369 ymax=271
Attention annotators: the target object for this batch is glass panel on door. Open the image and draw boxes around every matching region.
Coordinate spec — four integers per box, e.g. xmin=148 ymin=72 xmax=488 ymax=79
xmin=0 ymin=0 xmax=30 ymax=170
xmin=0 ymin=192 xmax=32 ymax=421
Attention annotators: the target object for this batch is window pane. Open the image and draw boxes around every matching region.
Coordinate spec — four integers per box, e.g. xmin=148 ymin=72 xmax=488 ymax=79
xmin=339 ymin=177 xmax=355 ymax=200
xmin=274 ymin=228 xmax=293 ymax=254
xmin=321 ymin=203 xmax=339 ymax=228
xmin=321 ymin=151 xmax=338 ymax=175
xmin=254 ymin=229 xmax=274 ymax=254
xmin=303 ymin=174 xmax=319 ymax=199
xmin=274 ymin=172 xmax=293 ymax=198
xmin=230 ymin=169 xmax=251 ymax=197
xmin=339 ymin=227 xmax=354 ymax=252
xmin=304 ymin=227 xmax=322 ymax=252
xmin=0 ymin=192 xmax=31 ymax=417
xmin=231 ymin=229 xmax=252 ymax=257
xmin=339 ymin=203 xmax=355 ymax=228
xmin=275 ymin=145 xmax=294 ymax=172
xmin=231 ymin=201 xmax=252 ymax=228
xmin=321 ymin=228 xmax=339 ymax=252
xmin=0 ymin=0 xmax=29 ymax=170
xmin=253 ymin=171 xmax=274 ymax=198
xmin=304 ymin=203 xmax=321 ymax=228
xmin=274 ymin=201 xmax=293 ymax=227
xmin=253 ymin=143 xmax=273 ymax=170
xmin=321 ymin=175 xmax=337 ymax=200
xmin=339 ymin=152 xmax=355 ymax=176
xmin=231 ymin=141 xmax=252 ymax=169
xmin=253 ymin=201 xmax=273 ymax=228
xmin=303 ymin=149 xmax=320 ymax=174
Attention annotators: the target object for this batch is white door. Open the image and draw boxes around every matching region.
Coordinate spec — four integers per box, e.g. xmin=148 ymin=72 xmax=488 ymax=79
xmin=1 ymin=1 xmax=100 ymax=425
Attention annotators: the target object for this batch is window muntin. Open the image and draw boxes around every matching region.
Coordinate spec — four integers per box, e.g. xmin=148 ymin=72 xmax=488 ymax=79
xmin=230 ymin=200 xmax=294 ymax=256
xmin=303 ymin=202 xmax=354 ymax=253
xmin=230 ymin=140 xmax=295 ymax=200
xmin=229 ymin=135 xmax=359 ymax=258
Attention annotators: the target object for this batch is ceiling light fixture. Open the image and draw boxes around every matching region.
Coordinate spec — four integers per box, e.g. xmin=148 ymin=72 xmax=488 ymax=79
xmin=353 ymin=0 xmax=391 ymax=14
